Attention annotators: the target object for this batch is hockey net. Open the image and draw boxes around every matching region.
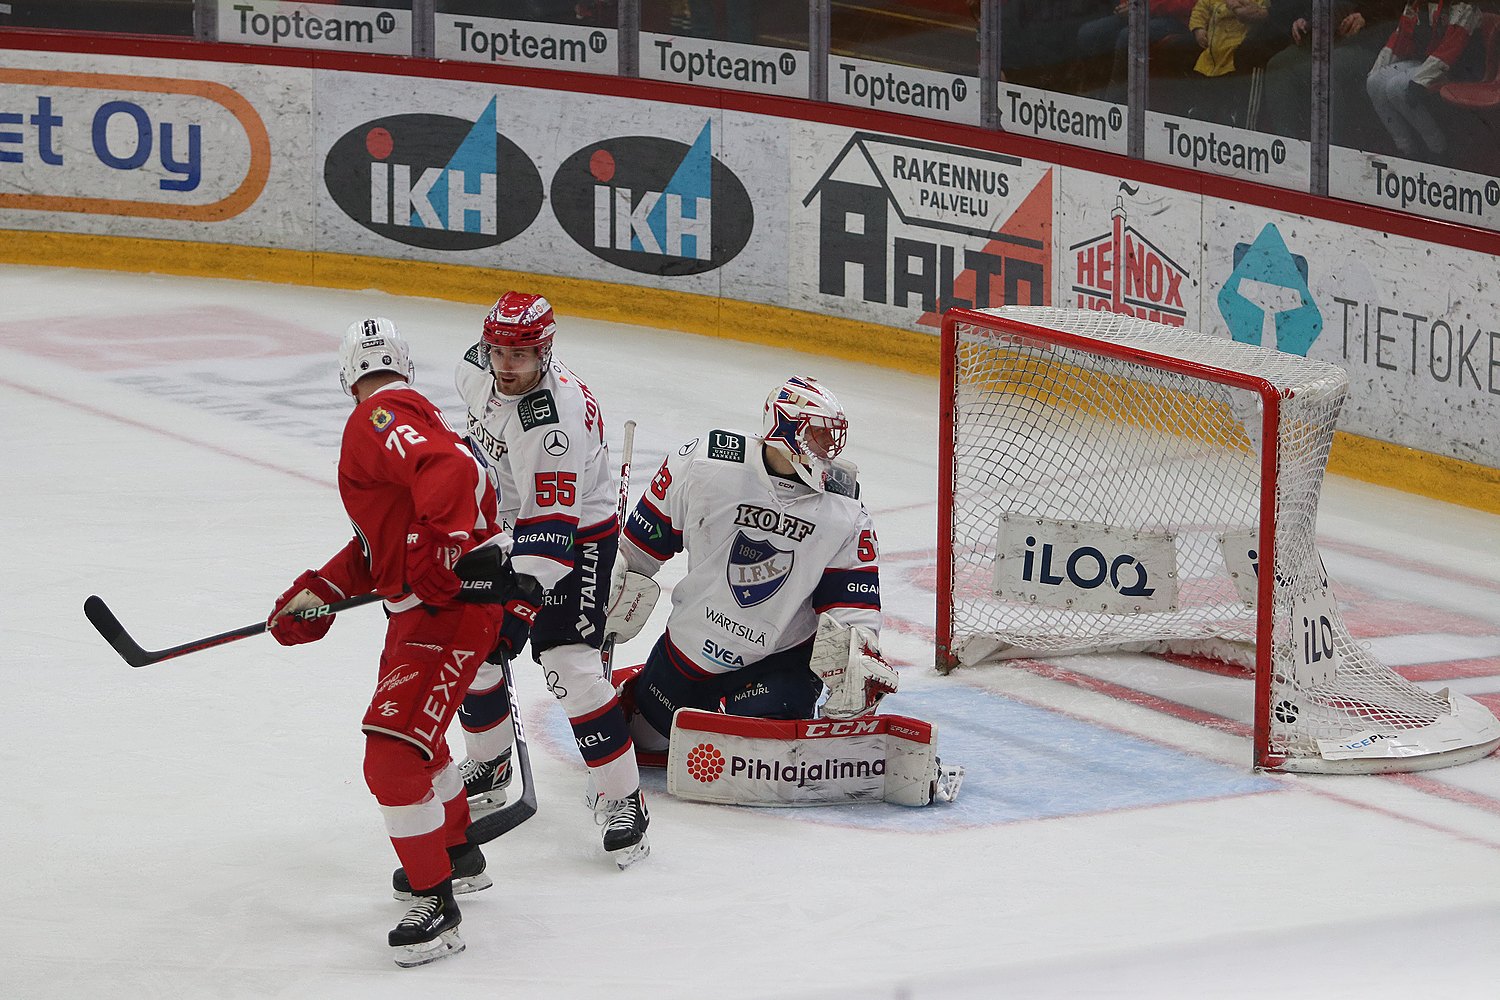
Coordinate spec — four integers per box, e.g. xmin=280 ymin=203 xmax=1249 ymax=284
xmin=938 ymin=306 xmax=1500 ymax=773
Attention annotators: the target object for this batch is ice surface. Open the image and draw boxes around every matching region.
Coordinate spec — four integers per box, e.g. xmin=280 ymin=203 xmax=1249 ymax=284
xmin=3 ymin=266 xmax=1498 ymax=998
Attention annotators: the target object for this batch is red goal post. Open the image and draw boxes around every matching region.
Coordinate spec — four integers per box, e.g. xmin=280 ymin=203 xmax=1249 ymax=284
xmin=937 ymin=306 xmax=1500 ymax=773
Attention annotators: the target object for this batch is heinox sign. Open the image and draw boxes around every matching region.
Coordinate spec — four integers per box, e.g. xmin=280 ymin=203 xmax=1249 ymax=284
xmin=324 ymin=96 xmax=542 ymax=250
xmin=551 ymin=120 xmax=753 ymax=274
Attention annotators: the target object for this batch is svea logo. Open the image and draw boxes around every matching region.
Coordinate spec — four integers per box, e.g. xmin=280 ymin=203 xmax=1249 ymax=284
xmin=324 ymin=96 xmax=542 ymax=250
xmin=550 ymin=120 xmax=753 ymax=274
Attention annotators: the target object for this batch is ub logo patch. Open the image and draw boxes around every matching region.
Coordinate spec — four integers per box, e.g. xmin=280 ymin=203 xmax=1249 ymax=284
xmin=370 ymin=407 xmax=394 ymax=431
xmin=726 ymin=531 xmax=795 ymax=608
xmin=708 ymin=430 xmax=745 ymax=463
xmin=518 ymin=389 xmax=559 ymax=431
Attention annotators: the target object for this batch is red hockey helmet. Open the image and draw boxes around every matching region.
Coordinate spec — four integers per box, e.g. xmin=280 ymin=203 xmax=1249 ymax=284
xmin=482 ymin=291 xmax=557 ymax=352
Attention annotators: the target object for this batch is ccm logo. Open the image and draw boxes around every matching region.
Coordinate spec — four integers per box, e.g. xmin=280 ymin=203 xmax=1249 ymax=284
xmin=803 ymin=720 xmax=881 ymax=738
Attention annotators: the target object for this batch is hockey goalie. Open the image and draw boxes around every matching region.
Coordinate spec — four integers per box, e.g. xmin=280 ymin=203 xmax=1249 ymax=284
xmin=603 ymin=376 xmax=962 ymax=807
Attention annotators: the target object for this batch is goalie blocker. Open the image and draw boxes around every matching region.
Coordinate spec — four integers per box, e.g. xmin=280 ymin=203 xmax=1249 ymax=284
xmin=665 ymin=709 xmax=963 ymax=807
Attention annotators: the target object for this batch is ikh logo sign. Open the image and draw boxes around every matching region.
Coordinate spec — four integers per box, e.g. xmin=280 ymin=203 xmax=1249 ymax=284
xmin=551 ymin=120 xmax=753 ymax=274
xmin=1071 ymin=184 xmax=1189 ymax=326
xmin=324 ymin=96 xmax=543 ymax=250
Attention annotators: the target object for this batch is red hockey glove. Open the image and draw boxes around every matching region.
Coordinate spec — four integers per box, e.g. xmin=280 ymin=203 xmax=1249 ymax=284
xmin=405 ymin=521 xmax=466 ymax=607
xmin=268 ymin=570 xmax=345 ymax=646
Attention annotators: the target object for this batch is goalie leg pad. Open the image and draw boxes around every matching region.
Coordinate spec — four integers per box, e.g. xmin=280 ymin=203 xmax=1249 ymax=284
xmin=666 ymin=711 xmax=960 ymax=807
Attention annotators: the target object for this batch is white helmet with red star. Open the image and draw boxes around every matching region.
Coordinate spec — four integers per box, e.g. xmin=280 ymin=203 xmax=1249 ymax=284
xmin=761 ymin=375 xmax=849 ymax=492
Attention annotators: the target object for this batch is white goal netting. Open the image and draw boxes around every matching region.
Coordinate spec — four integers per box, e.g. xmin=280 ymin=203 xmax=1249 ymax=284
xmin=941 ymin=307 xmax=1499 ymax=773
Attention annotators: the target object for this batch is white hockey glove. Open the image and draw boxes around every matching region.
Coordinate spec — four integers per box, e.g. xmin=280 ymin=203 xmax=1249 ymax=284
xmin=811 ymin=614 xmax=898 ymax=719
xmin=605 ymin=557 xmax=660 ymax=643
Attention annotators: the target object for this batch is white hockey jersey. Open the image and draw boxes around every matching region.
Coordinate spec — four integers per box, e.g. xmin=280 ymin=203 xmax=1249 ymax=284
xmin=455 ymin=345 xmax=616 ymax=592
xmin=619 ymin=429 xmax=881 ymax=676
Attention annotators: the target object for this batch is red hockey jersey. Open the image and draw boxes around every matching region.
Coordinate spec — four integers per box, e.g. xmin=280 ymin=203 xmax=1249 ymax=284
xmin=319 ymin=383 xmax=500 ymax=600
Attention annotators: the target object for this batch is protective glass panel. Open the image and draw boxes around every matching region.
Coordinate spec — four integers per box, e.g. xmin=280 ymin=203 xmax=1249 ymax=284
xmin=2 ymin=0 xmax=194 ymax=34
xmin=827 ymin=1 xmax=981 ymax=123
xmin=1327 ymin=2 xmax=1500 ymax=231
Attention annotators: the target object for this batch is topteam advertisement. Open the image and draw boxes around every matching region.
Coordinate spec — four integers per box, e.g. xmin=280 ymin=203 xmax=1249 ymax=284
xmin=0 ymin=46 xmax=1496 ymax=470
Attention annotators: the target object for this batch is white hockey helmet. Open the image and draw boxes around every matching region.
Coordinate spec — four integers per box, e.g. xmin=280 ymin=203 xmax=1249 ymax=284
xmin=762 ymin=375 xmax=849 ymax=491
xmin=338 ymin=316 xmax=414 ymax=397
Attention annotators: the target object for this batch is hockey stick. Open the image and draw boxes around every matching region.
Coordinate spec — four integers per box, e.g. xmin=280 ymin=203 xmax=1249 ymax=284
xmin=600 ymin=418 xmax=636 ymax=676
xmin=83 ymin=592 xmax=386 ymax=668
xmin=466 ymin=653 xmax=538 ymax=843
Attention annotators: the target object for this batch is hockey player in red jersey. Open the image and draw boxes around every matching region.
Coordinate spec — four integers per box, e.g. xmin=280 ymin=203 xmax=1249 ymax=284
xmin=452 ymin=292 xmax=648 ymax=868
xmin=266 ymin=317 xmax=514 ymax=967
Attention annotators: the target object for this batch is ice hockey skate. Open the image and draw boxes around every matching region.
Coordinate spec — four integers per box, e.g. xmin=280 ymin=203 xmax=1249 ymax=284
xmin=460 ymin=748 xmax=513 ymax=816
xmin=595 ymin=788 xmax=650 ymax=869
xmin=393 ymin=842 xmax=492 ymax=900
xmin=389 ymin=879 xmax=464 ymax=968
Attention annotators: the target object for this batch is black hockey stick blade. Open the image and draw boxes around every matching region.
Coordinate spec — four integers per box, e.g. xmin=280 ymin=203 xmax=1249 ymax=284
xmin=467 ymin=656 xmax=538 ymax=843
xmin=83 ymin=592 xmax=386 ymax=668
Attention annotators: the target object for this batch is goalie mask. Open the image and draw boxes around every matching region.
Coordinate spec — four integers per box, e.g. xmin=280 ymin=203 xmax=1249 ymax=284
xmin=338 ymin=317 xmax=413 ymax=397
xmin=762 ymin=376 xmax=849 ymax=492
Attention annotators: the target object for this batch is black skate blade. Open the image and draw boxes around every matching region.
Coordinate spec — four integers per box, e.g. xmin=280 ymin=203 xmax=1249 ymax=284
xmin=393 ymin=929 xmax=465 ymax=968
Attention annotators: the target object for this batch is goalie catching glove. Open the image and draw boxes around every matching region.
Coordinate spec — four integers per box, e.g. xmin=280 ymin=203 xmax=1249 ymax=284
xmin=604 ymin=556 xmax=660 ymax=644
xmin=810 ymin=614 xmax=898 ymax=719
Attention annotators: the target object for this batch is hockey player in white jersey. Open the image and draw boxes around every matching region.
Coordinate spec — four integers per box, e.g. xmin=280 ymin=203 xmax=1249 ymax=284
xmin=453 ymin=291 xmax=647 ymax=866
xmin=610 ymin=376 xmax=900 ymax=754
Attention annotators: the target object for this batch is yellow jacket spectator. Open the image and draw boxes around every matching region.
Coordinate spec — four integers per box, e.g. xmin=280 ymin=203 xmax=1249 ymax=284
xmin=1190 ymin=0 xmax=1271 ymax=75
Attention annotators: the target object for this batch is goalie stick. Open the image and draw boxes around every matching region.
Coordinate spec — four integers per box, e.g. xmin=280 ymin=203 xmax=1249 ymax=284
xmin=466 ymin=652 xmax=538 ymax=843
xmin=600 ymin=418 xmax=636 ymax=676
xmin=83 ymin=593 xmax=386 ymax=668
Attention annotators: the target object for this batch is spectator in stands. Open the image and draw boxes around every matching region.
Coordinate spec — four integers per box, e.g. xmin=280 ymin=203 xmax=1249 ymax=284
xmin=1257 ymin=1 xmax=1405 ymax=148
xmin=1366 ymin=0 xmax=1483 ymax=162
xmin=1184 ymin=0 xmax=1271 ymax=122
xmin=1000 ymin=0 xmax=1117 ymax=93
xmin=1075 ymin=0 xmax=1199 ymax=102
xmin=1190 ymin=0 xmax=1271 ymax=75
